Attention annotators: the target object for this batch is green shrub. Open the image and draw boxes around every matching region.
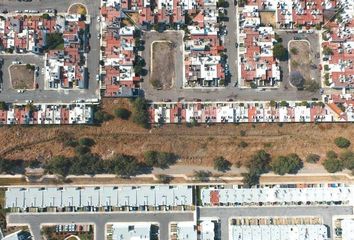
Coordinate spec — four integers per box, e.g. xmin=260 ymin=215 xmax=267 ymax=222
xmin=213 ymin=156 xmax=231 ymax=172
xmin=114 ymin=108 xmax=131 ymax=120
xmin=79 ymin=137 xmax=95 ymax=147
xmin=238 ymin=141 xmax=248 ymax=148
xmin=306 ymin=154 xmax=320 ymax=163
xmin=323 ymin=158 xmax=343 ymax=173
xmin=271 ymin=154 xmax=303 ymax=175
xmin=334 ymin=137 xmax=351 ymax=148
xmin=74 ymin=145 xmax=91 ymax=155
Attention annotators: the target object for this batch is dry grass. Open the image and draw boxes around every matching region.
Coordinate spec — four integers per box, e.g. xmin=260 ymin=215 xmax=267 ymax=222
xmin=0 ymin=99 xmax=353 ymax=169
xmin=289 ymin=41 xmax=311 ymax=81
xmin=150 ymin=41 xmax=175 ymax=89
xmin=9 ymin=65 xmax=34 ymax=89
xmin=260 ymin=12 xmax=276 ymax=27
xmin=68 ymin=4 xmax=87 ymax=15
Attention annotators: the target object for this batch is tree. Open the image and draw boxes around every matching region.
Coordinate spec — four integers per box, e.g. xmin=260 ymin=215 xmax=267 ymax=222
xmin=323 ymin=46 xmax=333 ymax=56
xmin=213 ymin=156 xmax=231 ymax=172
xmin=279 ymin=101 xmax=288 ymax=107
xmin=99 ymin=60 xmax=105 ymax=66
xmin=271 ymin=154 xmax=303 ymax=175
xmin=114 ymin=108 xmax=131 ymax=120
xmin=273 ymin=44 xmax=288 ymax=61
xmin=340 ymin=150 xmax=354 ymax=170
xmin=132 ymin=97 xmax=150 ymax=129
xmin=94 ymin=110 xmax=113 ymax=123
xmin=290 ymin=71 xmax=305 ymax=89
xmin=44 ymin=33 xmax=64 ymax=50
xmin=240 ymin=130 xmax=246 ymax=136
xmin=111 ymin=154 xmax=141 ymax=178
xmin=45 ymin=156 xmax=72 ymax=176
xmin=334 ymin=137 xmax=351 ymax=148
xmin=326 ymin=150 xmax=338 ymax=159
xmin=144 ymin=151 xmax=177 ymax=169
xmin=323 ymin=158 xmax=343 ymax=173
xmin=193 ymin=170 xmax=212 ymax=182
xmin=0 ymin=101 xmax=7 ymax=111
xmin=306 ymin=153 xmax=320 ymax=163
xmin=42 ymin=13 xmax=50 ymax=19
xmin=242 ymin=170 xmax=260 ymax=188
xmin=79 ymin=137 xmax=95 ymax=147
xmin=244 ymin=150 xmax=271 ymax=175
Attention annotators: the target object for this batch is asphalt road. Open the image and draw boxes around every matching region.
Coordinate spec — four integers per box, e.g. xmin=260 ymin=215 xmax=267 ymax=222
xmin=199 ymin=205 xmax=353 ymax=240
xmin=0 ymin=0 xmax=101 ymax=104
xmin=8 ymin=211 xmax=194 ymax=240
xmin=223 ymin=0 xmax=238 ymax=87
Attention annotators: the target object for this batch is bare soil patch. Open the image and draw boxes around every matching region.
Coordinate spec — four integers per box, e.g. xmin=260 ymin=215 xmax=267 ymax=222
xmin=68 ymin=4 xmax=87 ymax=15
xmin=9 ymin=65 xmax=34 ymax=89
xmin=150 ymin=41 xmax=175 ymax=89
xmin=289 ymin=41 xmax=311 ymax=82
xmin=260 ymin=12 xmax=276 ymax=27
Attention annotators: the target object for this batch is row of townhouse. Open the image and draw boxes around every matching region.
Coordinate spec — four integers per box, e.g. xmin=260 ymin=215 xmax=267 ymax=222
xmin=100 ymin=0 xmax=141 ymax=97
xmin=44 ymin=14 xmax=90 ymax=89
xmin=244 ymin=0 xmax=336 ymax=29
xmin=0 ymin=14 xmax=58 ymax=53
xmin=321 ymin=0 xmax=354 ymax=89
xmin=184 ymin=0 xmax=225 ymax=87
xmin=148 ymin=93 xmax=354 ymax=123
xmin=6 ymin=185 xmax=193 ymax=211
xmin=238 ymin=3 xmax=281 ymax=87
xmin=0 ymin=103 xmax=93 ymax=125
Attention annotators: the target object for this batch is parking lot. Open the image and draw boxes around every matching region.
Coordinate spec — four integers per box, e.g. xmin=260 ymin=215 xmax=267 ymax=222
xmin=7 ymin=211 xmax=194 ymax=240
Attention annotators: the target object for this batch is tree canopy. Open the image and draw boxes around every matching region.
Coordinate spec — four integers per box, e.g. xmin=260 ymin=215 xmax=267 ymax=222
xmin=213 ymin=156 xmax=231 ymax=172
xmin=271 ymin=154 xmax=303 ymax=175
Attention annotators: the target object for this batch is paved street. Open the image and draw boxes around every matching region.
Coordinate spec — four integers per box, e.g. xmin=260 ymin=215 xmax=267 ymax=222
xmin=223 ymin=0 xmax=238 ymax=87
xmin=7 ymin=211 xmax=194 ymax=240
xmin=0 ymin=0 xmax=101 ymax=104
xmin=199 ymin=205 xmax=353 ymax=240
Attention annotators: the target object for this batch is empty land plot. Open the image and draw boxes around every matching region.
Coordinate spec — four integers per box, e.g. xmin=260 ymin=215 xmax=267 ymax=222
xmin=289 ymin=41 xmax=311 ymax=82
xmin=9 ymin=65 xmax=34 ymax=89
xmin=150 ymin=41 xmax=175 ymax=89
xmin=260 ymin=12 xmax=276 ymax=27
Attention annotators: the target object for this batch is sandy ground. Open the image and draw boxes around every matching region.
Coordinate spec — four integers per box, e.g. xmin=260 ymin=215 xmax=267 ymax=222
xmin=9 ymin=65 xmax=34 ymax=89
xmin=150 ymin=42 xmax=175 ymax=89
xmin=289 ymin=41 xmax=311 ymax=81
xmin=260 ymin=12 xmax=276 ymax=27
xmin=1 ymin=99 xmax=353 ymax=173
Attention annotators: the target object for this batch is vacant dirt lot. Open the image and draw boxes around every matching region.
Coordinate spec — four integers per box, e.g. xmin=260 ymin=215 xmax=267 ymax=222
xmin=68 ymin=3 xmax=87 ymax=15
xmin=289 ymin=41 xmax=311 ymax=82
xmin=9 ymin=65 xmax=34 ymax=89
xmin=260 ymin=12 xmax=276 ymax=27
xmin=150 ymin=41 xmax=175 ymax=89
xmin=1 ymin=99 xmax=353 ymax=170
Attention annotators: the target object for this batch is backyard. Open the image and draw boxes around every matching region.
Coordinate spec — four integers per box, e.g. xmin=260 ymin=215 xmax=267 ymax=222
xmin=150 ymin=41 xmax=175 ymax=89
xmin=9 ymin=64 xmax=35 ymax=89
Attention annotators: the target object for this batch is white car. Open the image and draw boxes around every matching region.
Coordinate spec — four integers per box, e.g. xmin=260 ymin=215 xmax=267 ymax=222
xmin=96 ymin=74 xmax=100 ymax=81
xmin=97 ymin=16 xmax=101 ymax=22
